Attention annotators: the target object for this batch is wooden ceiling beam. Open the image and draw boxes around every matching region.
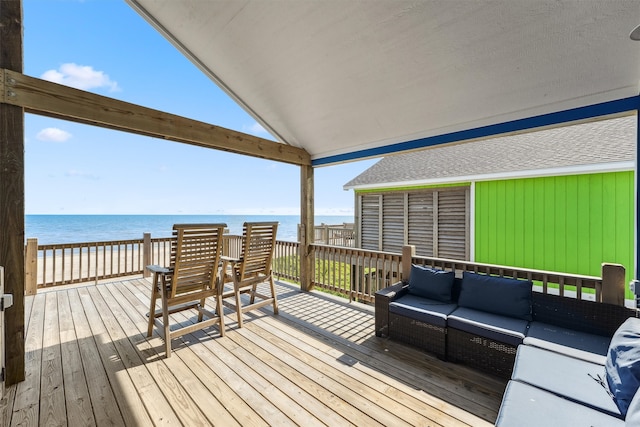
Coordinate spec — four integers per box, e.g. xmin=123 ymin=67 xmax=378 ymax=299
xmin=0 ymin=69 xmax=311 ymax=166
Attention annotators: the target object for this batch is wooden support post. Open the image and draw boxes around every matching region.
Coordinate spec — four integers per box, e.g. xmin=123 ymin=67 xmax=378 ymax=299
xmin=299 ymin=165 xmax=314 ymax=291
xmin=0 ymin=0 xmax=26 ymax=386
xmin=143 ymin=233 xmax=151 ymax=278
xmin=402 ymin=245 xmax=416 ymax=282
xmin=601 ymin=263 xmax=626 ymax=306
xmin=24 ymin=238 xmax=37 ymax=295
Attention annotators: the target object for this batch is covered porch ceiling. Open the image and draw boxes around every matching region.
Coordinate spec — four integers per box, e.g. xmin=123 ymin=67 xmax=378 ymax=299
xmin=127 ymin=0 xmax=640 ymax=166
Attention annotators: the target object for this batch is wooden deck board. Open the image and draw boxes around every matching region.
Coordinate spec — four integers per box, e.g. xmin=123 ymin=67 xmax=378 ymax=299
xmin=67 ymin=288 xmax=140 ymax=427
xmin=38 ymin=293 xmax=66 ymax=427
xmin=5 ymin=278 xmax=505 ymax=426
xmin=11 ymin=293 xmax=45 ymax=427
xmin=57 ymin=290 xmax=96 ymax=426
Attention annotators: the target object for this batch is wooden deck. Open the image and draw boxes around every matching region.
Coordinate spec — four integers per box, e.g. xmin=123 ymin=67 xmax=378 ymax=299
xmin=2 ymin=278 xmax=506 ymax=426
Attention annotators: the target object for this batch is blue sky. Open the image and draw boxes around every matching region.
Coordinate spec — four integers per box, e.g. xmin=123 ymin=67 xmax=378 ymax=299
xmin=23 ymin=0 xmax=377 ymax=216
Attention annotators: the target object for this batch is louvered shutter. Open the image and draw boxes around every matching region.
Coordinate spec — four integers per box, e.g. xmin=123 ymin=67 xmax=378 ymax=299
xmin=437 ymin=188 xmax=468 ymax=259
xmin=357 ymin=186 xmax=469 ymax=259
xmin=382 ymin=193 xmax=405 ymax=253
xmin=360 ymin=194 xmax=381 ymax=250
xmin=407 ymin=191 xmax=434 ymax=256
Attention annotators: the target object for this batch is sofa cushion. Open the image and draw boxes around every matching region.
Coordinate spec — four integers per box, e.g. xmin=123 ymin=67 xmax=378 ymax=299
xmin=407 ymin=264 xmax=455 ymax=302
xmin=389 ymin=294 xmax=457 ymax=328
xmin=457 ymin=271 xmax=533 ymax=320
xmin=524 ymin=321 xmax=610 ymax=365
xmin=606 ymin=317 xmax=640 ymax=417
xmin=447 ymin=307 xmax=528 ymax=347
xmin=512 ymin=344 xmax=621 ymax=418
xmin=496 ymin=380 xmax=624 ymax=427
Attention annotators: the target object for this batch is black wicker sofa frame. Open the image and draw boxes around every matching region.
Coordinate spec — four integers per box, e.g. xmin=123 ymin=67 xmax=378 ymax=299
xmin=374 ymin=250 xmax=636 ymax=379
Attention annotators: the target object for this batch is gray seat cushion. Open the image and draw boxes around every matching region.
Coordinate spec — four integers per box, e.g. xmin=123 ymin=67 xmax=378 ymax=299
xmin=512 ymin=345 xmax=621 ymax=418
xmin=389 ymin=294 xmax=457 ymax=328
xmin=524 ymin=321 xmax=610 ymax=365
xmin=447 ymin=307 xmax=528 ymax=347
xmin=495 ymin=380 xmax=624 ymax=427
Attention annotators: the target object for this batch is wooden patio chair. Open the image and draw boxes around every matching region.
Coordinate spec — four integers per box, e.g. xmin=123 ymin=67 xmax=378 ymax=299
xmin=146 ymin=223 xmax=226 ymax=357
xmin=221 ymin=221 xmax=279 ymax=328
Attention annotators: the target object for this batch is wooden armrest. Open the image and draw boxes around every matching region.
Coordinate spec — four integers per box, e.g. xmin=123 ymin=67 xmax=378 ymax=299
xmin=146 ymin=265 xmax=171 ymax=274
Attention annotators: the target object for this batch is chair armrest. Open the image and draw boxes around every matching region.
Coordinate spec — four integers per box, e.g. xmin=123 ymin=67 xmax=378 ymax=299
xmin=375 ymin=281 xmax=408 ymax=337
xmin=146 ymin=265 xmax=171 ymax=275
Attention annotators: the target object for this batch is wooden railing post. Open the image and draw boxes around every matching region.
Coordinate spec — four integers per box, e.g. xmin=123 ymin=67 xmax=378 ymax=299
xmin=143 ymin=233 xmax=151 ymax=278
xmin=24 ymin=238 xmax=38 ymax=295
xmin=402 ymin=245 xmax=416 ymax=282
xmin=601 ymin=263 xmax=626 ymax=306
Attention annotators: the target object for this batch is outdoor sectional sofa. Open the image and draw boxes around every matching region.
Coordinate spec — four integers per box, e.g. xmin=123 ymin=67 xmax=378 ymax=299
xmin=374 ymin=264 xmax=640 ymax=426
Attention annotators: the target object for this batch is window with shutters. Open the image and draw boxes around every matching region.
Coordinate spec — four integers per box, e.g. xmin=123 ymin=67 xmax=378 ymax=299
xmin=357 ymin=187 xmax=469 ymax=259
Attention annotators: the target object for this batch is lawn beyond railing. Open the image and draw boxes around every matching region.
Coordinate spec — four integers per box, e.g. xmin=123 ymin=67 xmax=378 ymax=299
xmin=25 ymin=236 xmax=624 ymax=306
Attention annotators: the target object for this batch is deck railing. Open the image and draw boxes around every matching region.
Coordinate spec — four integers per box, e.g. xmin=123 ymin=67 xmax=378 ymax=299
xmin=303 ymin=245 xmax=624 ymax=305
xmin=25 ymin=237 xmax=626 ymax=306
xmin=311 ymin=244 xmax=401 ymax=303
xmin=298 ymin=223 xmax=356 ymax=247
xmin=26 ymin=238 xmax=147 ymax=290
xmin=25 ymin=234 xmax=246 ymax=292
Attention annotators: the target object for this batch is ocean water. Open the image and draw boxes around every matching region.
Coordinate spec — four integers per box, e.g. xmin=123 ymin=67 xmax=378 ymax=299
xmin=25 ymin=214 xmax=353 ymax=245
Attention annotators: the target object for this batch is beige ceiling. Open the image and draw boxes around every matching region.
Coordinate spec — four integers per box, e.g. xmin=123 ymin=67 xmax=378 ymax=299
xmin=127 ymin=0 xmax=640 ymax=165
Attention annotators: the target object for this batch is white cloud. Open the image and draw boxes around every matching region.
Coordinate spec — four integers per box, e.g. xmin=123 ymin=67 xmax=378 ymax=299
xmin=41 ymin=63 xmax=120 ymax=92
xmin=36 ymin=127 xmax=72 ymax=142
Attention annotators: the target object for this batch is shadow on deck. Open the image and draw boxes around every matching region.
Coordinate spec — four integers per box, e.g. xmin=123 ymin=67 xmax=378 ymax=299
xmin=3 ymin=278 xmax=505 ymax=426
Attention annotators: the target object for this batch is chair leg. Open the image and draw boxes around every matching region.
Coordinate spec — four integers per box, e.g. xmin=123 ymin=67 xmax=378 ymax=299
xmin=269 ymin=276 xmax=279 ymax=315
xmin=216 ymin=295 xmax=225 ymax=337
xmin=147 ymin=273 xmax=159 ymax=337
xmin=249 ymin=283 xmax=257 ymax=304
xmin=235 ymin=284 xmax=244 ymax=328
xmin=161 ymin=290 xmax=172 ymax=357
xmin=198 ymin=296 xmax=206 ymax=322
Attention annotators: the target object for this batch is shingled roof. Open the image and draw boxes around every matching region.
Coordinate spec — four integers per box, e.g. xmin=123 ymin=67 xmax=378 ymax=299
xmin=344 ymin=116 xmax=636 ymax=189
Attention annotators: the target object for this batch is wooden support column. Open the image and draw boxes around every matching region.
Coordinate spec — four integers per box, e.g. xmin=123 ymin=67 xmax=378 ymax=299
xmin=300 ymin=165 xmax=314 ymax=291
xmin=0 ymin=0 xmax=25 ymax=386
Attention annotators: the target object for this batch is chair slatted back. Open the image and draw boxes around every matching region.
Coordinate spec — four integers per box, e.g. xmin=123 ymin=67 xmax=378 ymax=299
xmin=169 ymin=223 xmax=226 ymax=299
xmin=238 ymin=222 xmax=278 ymax=280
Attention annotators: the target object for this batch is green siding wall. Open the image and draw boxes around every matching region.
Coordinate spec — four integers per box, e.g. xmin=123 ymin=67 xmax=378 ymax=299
xmin=475 ymin=171 xmax=634 ymax=295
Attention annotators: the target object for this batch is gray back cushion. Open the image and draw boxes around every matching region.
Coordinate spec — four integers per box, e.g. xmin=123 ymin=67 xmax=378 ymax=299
xmin=457 ymin=271 xmax=533 ymax=321
xmin=407 ymin=264 xmax=455 ymax=303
